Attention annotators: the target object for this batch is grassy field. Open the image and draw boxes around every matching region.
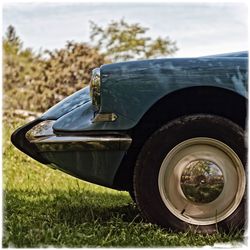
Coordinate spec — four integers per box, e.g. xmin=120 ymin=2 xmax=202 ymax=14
xmin=2 ymin=121 xmax=245 ymax=247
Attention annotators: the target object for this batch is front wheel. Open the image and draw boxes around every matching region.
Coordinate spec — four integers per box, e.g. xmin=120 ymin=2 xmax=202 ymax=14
xmin=133 ymin=115 xmax=246 ymax=233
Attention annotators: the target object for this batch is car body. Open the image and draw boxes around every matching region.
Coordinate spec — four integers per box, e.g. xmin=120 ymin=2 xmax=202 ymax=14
xmin=12 ymin=51 xmax=248 ymax=233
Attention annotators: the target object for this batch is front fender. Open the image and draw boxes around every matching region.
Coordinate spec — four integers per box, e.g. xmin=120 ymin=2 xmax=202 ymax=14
xmin=53 ymin=56 xmax=248 ymax=132
xmin=99 ymin=57 xmax=248 ymax=129
xmin=41 ymin=86 xmax=91 ymax=120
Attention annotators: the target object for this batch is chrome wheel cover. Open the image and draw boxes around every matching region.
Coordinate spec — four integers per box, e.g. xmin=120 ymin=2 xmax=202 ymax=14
xmin=158 ymin=137 xmax=245 ymax=225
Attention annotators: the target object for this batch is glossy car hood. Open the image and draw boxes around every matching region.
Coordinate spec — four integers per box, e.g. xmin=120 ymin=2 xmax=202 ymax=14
xmin=41 ymin=86 xmax=91 ymax=120
xmin=43 ymin=51 xmax=247 ymax=132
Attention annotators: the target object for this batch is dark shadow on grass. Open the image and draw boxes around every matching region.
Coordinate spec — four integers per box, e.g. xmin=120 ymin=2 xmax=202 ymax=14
xmin=3 ymin=189 xmax=245 ymax=248
xmin=4 ymin=189 xmax=143 ymax=227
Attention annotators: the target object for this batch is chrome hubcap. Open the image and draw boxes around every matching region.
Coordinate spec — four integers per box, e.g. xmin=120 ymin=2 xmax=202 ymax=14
xmin=180 ymin=160 xmax=224 ymax=204
xmin=158 ymin=137 xmax=245 ymax=225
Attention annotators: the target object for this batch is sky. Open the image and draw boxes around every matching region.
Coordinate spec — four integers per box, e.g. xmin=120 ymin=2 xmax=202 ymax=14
xmin=2 ymin=2 xmax=248 ymax=58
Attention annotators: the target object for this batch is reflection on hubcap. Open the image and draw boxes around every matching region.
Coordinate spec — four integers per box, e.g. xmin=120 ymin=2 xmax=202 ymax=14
xmin=158 ymin=137 xmax=245 ymax=225
xmin=180 ymin=160 xmax=224 ymax=203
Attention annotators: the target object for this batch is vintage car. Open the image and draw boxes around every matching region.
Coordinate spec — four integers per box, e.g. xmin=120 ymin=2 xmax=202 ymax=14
xmin=12 ymin=51 xmax=247 ymax=233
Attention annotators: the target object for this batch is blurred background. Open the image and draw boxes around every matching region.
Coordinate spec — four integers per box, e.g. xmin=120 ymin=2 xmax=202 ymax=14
xmin=2 ymin=2 xmax=248 ymax=118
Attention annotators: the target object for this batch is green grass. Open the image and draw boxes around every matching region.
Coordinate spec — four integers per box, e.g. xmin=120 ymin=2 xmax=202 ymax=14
xmin=2 ymin=122 xmax=245 ymax=247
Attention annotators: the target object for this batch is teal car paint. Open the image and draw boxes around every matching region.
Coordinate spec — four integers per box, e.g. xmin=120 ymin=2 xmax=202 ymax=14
xmin=53 ymin=101 xmax=133 ymax=132
xmin=11 ymin=51 xmax=248 ymax=190
xmin=99 ymin=57 xmax=247 ymax=127
xmin=53 ymin=52 xmax=248 ymax=132
xmin=40 ymin=150 xmax=128 ymax=187
xmin=41 ymin=86 xmax=91 ymax=120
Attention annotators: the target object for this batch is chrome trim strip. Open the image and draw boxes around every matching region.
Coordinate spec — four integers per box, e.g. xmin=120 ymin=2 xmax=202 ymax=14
xmin=92 ymin=113 xmax=118 ymax=122
xmin=29 ymin=134 xmax=132 ymax=152
xmin=26 ymin=119 xmax=132 ymax=152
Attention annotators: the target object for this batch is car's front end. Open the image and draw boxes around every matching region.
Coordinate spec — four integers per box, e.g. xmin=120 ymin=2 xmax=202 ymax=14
xmin=11 ymin=68 xmax=132 ymax=188
xmin=11 ymin=52 xmax=248 ymax=233
xmin=11 ymin=53 xmax=248 ymax=189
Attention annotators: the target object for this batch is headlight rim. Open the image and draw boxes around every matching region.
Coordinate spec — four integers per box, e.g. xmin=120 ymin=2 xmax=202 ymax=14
xmin=90 ymin=67 xmax=101 ymax=109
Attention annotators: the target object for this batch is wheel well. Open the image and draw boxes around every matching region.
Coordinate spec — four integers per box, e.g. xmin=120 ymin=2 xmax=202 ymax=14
xmin=113 ymin=86 xmax=247 ymax=191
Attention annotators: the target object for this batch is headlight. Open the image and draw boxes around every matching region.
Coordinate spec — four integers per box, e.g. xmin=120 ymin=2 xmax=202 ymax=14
xmin=25 ymin=120 xmax=55 ymax=141
xmin=90 ymin=68 xmax=101 ymax=109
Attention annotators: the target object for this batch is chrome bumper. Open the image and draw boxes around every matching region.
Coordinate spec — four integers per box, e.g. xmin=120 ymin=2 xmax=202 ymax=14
xmin=26 ymin=120 xmax=132 ymax=152
xmin=12 ymin=119 xmax=132 ymax=188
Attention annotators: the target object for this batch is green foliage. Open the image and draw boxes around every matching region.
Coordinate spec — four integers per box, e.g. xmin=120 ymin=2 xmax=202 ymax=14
xmin=3 ymin=26 xmax=107 ymax=113
xmin=3 ymin=122 xmax=245 ymax=247
xmin=90 ymin=19 xmax=178 ymax=62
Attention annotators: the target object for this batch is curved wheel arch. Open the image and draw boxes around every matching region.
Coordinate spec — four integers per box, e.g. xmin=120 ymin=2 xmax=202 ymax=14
xmin=135 ymin=85 xmax=247 ymax=130
xmin=113 ymin=86 xmax=247 ymax=191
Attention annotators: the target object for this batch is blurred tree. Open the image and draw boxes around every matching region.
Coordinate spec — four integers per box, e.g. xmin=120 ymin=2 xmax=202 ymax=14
xmin=3 ymin=25 xmax=22 ymax=54
xmin=39 ymin=41 xmax=108 ymax=109
xmin=90 ymin=19 xmax=178 ymax=62
xmin=3 ymin=26 xmax=42 ymax=100
xmin=3 ymin=26 xmax=107 ymax=113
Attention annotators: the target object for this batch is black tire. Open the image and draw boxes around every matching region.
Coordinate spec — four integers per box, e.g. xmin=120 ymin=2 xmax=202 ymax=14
xmin=128 ymin=189 xmax=136 ymax=203
xmin=133 ymin=114 xmax=246 ymax=233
